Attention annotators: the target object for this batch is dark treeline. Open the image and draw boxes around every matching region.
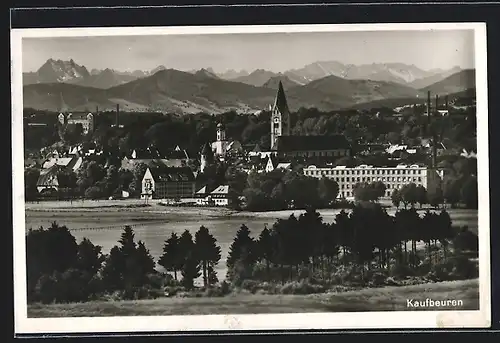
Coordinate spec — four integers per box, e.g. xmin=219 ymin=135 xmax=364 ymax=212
xmin=26 ymin=205 xmax=478 ymax=304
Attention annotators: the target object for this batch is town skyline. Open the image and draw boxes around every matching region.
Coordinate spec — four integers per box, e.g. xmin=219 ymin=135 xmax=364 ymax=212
xmin=22 ymin=29 xmax=475 ymax=73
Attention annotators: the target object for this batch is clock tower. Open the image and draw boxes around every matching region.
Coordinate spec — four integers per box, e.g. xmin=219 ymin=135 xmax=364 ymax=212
xmin=270 ymin=81 xmax=291 ymax=150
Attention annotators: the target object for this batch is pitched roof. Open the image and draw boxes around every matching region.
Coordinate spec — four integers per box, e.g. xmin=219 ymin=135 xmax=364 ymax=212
xmin=148 ymin=165 xmax=196 ymax=182
xmin=196 ymin=186 xmax=207 ymax=194
xmin=272 ymin=81 xmax=290 ymax=114
xmin=211 ymin=185 xmax=229 ymax=195
xmin=275 ymin=135 xmax=351 ymax=152
xmin=276 ymin=162 xmax=292 ymax=169
xmin=42 ymin=157 xmax=73 ymax=169
xmin=36 ymin=165 xmax=61 ymax=186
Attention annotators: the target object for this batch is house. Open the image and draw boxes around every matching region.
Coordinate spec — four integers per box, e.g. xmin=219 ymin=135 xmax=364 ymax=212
xmin=36 ymin=165 xmax=61 ymax=194
xmin=42 ymin=155 xmax=83 ymax=173
xmin=58 ymin=112 xmax=96 ymax=135
xmin=141 ymin=165 xmax=196 ymax=200
xmin=265 ymin=155 xmax=292 ymax=173
xmin=194 ymin=186 xmax=211 ymax=206
xmin=460 ymin=149 xmax=477 ymax=159
xmin=210 ymin=185 xmax=230 ymax=206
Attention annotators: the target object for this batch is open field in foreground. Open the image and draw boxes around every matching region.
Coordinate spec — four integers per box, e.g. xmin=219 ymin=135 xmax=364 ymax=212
xmin=27 ymin=279 xmax=479 ymax=317
xmin=24 ymin=200 xmax=479 ymax=282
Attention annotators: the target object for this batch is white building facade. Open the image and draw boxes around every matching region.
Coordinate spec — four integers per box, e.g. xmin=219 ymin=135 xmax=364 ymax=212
xmin=303 ymin=164 xmax=445 ymax=199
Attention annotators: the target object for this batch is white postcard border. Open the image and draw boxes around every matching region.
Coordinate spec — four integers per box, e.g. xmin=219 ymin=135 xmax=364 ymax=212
xmin=11 ymin=22 xmax=491 ymax=334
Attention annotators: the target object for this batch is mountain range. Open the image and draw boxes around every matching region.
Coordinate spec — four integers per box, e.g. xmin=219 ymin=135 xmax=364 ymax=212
xmin=22 ymin=59 xmax=475 ymax=114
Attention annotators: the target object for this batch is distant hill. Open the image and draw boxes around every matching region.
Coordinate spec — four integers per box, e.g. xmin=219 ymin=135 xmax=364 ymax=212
xmin=22 ymin=83 xmax=126 ymax=112
xmin=287 ymin=74 xmax=425 ymax=110
xmin=261 ymin=75 xmax=300 ymax=90
xmin=283 ymin=61 xmax=444 ymax=86
xmin=67 ymin=68 xmax=138 ymax=89
xmin=420 ymin=69 xmax=476 ymax=95
xmin=230 ymin=69 xmax=279 ymax=87
xmin=349 ymin=87 xmax=476 ymax=111
xmin=408 ymin=66 xmax=462 ymax=89
xmin=23 ymin=67 xmax=435 ymax=113
xmin=217 ymin=69 xmax=249 ymax=80
xmin=193 ymin=68 xmax=220 ymax=79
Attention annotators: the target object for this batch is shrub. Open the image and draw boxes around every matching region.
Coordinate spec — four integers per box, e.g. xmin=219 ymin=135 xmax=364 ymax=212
xmin=279 ymin=281 xmax=325 ymax=295
xmin=389 ymin=263 xmax=416 ymax=279
xmin=241 ymin=279 xmax=260 ymax=294
xmin=427 ymin=255 xmax=478 ymax=282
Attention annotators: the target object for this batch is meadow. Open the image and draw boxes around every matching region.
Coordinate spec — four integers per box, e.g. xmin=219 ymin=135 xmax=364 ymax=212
xmin=24 ymin=199 xmax=479 ymax=282
xmin=27 ymin=278 xmax=480 ymax=317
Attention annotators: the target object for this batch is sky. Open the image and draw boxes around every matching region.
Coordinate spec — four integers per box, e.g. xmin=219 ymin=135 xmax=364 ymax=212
xmin=22 ymin=29 xmax=475 ymax=73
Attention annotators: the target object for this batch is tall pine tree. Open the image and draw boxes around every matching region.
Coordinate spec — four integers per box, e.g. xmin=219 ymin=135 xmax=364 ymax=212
xmin=158 ymin=232 xmax=181 ymax=281
xmin=194 ymin=226 xmax=222 ymax=288
xmin=226 ymin=224 xmax=256 ymax=281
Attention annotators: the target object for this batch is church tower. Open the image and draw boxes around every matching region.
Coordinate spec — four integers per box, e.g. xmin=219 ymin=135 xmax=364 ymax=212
xmin=216 ymin=122 xmax=226 ymax=142
xmin=270 ymin=81 xmax=291 ymax=150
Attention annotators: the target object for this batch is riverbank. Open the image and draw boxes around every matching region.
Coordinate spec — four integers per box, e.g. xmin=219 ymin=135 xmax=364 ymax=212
xmin=27 ymin=278 xmax=479 ymax=317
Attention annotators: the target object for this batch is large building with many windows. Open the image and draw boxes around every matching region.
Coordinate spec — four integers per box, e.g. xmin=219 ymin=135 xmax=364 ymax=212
xmin=303 ymin=164 xmax=445 ymax=199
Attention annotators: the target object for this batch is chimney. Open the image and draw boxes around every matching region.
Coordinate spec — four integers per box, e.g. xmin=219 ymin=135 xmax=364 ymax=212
xmin=426 ymin=90 xmax=431 ymax=127
xmin=116 ymin=103 xmax=119 ymax=127
xmin=432 ymin=137 xmax=438 ymax=169
xmin=435 ymin=94 xmax=439 ymax=113
xmin=445 ymin=95 xmax=449 ymax=110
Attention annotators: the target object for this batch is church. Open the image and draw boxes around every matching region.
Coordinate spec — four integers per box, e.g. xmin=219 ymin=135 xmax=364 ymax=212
xmin=270 ymin=81 xmax=352 ymax=160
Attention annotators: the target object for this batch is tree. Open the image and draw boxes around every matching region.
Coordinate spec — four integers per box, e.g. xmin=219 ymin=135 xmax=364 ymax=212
xmin=181 ymin=251 xmax=201 ymax=290
xmin=75 ymin=238 xmax=105 ymax=275
xmin=415 ymin=185 xmax=428 ymax=208
xmin=427 ymin=184 xmax=444 ymax=208
xmin=391 ymin=189 xmax=401 ymax=208
xmin=400 ymin=183 xmax=418 ymax=208
xmin=101 ymin=226 xmax=154 ymax=292
xmin=194 ymin=226 xmax=222 ymax=288
xmin=317 ymin=178 xmax=339 ymax=206
xmin=256 ymin=225 xmax=274 ymax=279
xmin=226 ymin=224 xmax=256 ymax=281
xmin=460 ymin=176 xmax=478 ymax=209
xmin=443 ymin=177 xmax=463 ymax=208
xmin=158 ymin=232 xmax=181 ymax=280
xmin=25 ymin=222 xmax=79 ymax=301
xmin=25 ymin=168 xmax=40 ymax=201
xmin=136 ymin=240 xmax=156 ymax=281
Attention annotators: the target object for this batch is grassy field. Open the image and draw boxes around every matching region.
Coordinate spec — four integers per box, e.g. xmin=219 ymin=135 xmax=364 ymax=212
xmin=24 ymin=200 xmax=479 ymax=282
xmin=27 ymin=279 xmax=479 ymax=317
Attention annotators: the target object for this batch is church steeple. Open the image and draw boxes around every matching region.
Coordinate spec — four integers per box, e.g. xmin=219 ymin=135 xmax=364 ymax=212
xmin=270 ymin=81 xmax=291 ymax=150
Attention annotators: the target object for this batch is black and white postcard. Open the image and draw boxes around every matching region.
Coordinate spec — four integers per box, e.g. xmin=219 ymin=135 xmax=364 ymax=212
xmin=11 ymin=22 xmax=491 ymax=334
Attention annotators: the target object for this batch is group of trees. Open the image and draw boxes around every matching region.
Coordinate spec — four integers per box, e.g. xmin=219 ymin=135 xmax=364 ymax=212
xmin=242 ymin=169 xmax=340 ymax=211
xmin=352 ymin=181 xmax=387 ymax=202
xmin=26 ymin=223 xmax=221 ymax=304
xmin=27 ymin=203 xmax=479 ymax=304
xmin=158 ymin=227 xmax=221 ymax=289
xmin=224 ymin=205 xmax=478 ymax=286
